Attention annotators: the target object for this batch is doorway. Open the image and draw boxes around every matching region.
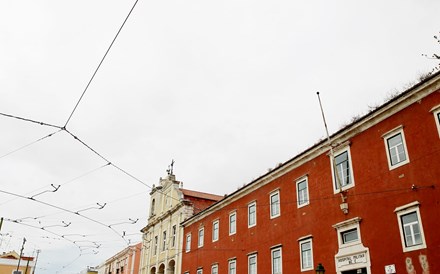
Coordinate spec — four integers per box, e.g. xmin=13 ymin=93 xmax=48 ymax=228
xmin=342 ymin=268 xmax=367 ymax=274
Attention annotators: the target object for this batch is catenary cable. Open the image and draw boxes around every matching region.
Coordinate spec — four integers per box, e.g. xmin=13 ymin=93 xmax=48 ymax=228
xmin=0 ymin=188 xmax=129 ymax=245
xmin=0 ymin=129 xmax=62 ymax=160
xmin=64 ymin=0 xmax=140 ymax=127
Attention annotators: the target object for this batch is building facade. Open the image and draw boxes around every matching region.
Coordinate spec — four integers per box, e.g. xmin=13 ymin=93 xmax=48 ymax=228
xmin=139 ymin=172 xmax=223 ymax=274
xmin=98 ymin=242 xmax=142 ymax=274
xmin=0 ymin=251 xmax=35 ymax=274
xmin=181 ymin=73 xmax=440 ymax=274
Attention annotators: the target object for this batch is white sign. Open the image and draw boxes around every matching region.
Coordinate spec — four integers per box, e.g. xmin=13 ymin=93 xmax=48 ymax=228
xmin=337 ymin=253 xmax=367 ymax=267
xmin=385 ymin=264 xmax=396 ymax=274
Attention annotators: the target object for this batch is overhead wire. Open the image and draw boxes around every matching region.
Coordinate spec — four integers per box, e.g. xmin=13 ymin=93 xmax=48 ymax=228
xmin=63 ymin=0 xmax=140 ymax=127
xmin=0 ymin=112 xmax=63 ymax=129
xmin=0 ymin=129 xmax=62 ymax=160
xmin=0 ymin=188 xmax=129 ymax=245
xmin=0 ymin=163 xmax=111 ymax=208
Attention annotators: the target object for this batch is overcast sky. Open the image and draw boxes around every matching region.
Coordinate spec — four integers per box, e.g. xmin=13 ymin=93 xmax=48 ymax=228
xmin=1 ymin=1 xmax=439 ymax=273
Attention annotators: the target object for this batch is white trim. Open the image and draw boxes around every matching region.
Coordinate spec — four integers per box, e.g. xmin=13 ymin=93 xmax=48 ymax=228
xmin=299 ymin=238 xmax=314 ymax=272
xmin=271 ymin=246 xmax=283 ymax=274
xmin=296 ymin=176 xmax=310 ymax=208
xmin=333 ymin=217 xmax=362 ymax=248
xmin=394 ymin=201 xmax=420 ymax=213
xmin=198 ymin=227 xmax=204 ymax=248
xmin=228 ymin=258 xmax=237 ymax=274
xmin=332 ymin=217 xmax=362 ymax=229
xmin=181 ymin=76 xmax=440 ymax=227
xmin=269 ymin=190 xmax=281 ymax=219
xmin=212 ymin=220 xmax=219 ymax=242
xmin=248 ymin=253 xmax=258 ymax=274
xmin=431 ymin=105 xmax=440 ymax=138
xmin=185 ymin=233 xmax=191 ymax=253
xmin=382 ymin=126 xmax=410 ymax=170
xmin=395 ymin=202 xmax=427 ymax=252
xmin=229 ymin=211 xmax=237 ymax=235
xmin=330 ymin=146 xmax=355 ymax=193
xmin=161 ymin=230 xmax=167 ymax=252
xmin=248 ymin=201 xmax=257 ymax=228
xmin=211 ymin=264 xmax=218 ymax=274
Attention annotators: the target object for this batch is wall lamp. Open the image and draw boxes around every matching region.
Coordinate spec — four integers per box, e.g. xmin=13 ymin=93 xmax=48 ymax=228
xmin=315 ymin=263 xmax=325 ymax=274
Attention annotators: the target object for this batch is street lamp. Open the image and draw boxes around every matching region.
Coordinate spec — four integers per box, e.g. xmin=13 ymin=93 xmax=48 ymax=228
xmin=315 ymin=263 xmax=325 ymax=274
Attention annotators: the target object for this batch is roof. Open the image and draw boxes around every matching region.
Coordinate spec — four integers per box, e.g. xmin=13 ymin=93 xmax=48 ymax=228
xmin=182 ymin=70 xmax=440 ymax=226
xmin=181 ymin=189 xmax=223 ymax=201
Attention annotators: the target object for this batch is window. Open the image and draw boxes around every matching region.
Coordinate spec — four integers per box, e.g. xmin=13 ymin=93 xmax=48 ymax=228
xmin=296 ymin=176 xmax=309 ymax=207
xmin=153 ymin=235 xmax=158 ymax=255
xmin=185 ymin=233 xmax=191 ymax=252
xmin=271 ymin=247 xmax=282 ymax=274
xmin=212 ymin=220 xmax=219 ymax=242
xmin=383 ymin=127 xmax=410 ymax=169
xmin=341 ymin=228 xmax=358 ymax=244
xmin=197 ymin=269 xmax=203 ymax=274
xmin=270 ymin=191 xmax=280 ymax=218
xmin=434 ymin=107 xmax=440 ymax=137
xmin=150 ymin=198 xmax=156 ymax=216
xmin=211 ymin=264 xmax=218 ymax=274
xmin=13 ymin=271 xmax=23 ymax=274
xmin=172 ymin=225 xmax=177 ymax=247
xmin=299 ymin=239 xmax=313 ymax=271
xmin=229 ymin=212 xmax=236 ymax=235
xmin=248 ymin=202 xmax=257 ymax=227
xmin=162 ymin=231 xmax=167 ymax=251
xmin=333 ymin=217 xmax=362 ymax=248
xmin=436 ymin=110 xmax=440 ymax=136
xmin=198 ymin=227 xmax=204 ymax=247
xmin=395 ymin=202 xmax=426 ymax=252
xmin=248 ymin=253 xmax=257 ymax=274
xmin=229 ymin=259 xmax=236 ymax=274
xmin=331 ymin=146 xmax=355 ymax=192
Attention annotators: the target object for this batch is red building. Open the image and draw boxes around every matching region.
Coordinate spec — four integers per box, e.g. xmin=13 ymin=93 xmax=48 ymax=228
xmin=181 ymin=73 xmax=440 ymax=274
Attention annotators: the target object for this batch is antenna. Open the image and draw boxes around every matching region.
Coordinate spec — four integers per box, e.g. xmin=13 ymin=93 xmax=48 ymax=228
xmin=316 ymin=92 xmax=348 ymax=214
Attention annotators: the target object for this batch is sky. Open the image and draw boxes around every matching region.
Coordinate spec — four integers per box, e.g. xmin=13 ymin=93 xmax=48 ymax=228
xmin=0 ymin=0 xmax=439 ymax=273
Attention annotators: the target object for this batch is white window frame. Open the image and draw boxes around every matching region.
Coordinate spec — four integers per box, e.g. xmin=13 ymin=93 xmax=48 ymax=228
xmin=229 ymin=259 xmax=237 ymax=274
xmin=333 ymin=217 xmax=362 ymax=248
xmin=299 ymin=238 xmax=313 ymax=272
xmin=270 ymin=190 xmax=281 ymax=218
xmin=330 ymin=146 xmax=355 ymax=193
xmin=172 ymin=225 xmax=177 ymax=247
xmin=430 ymin=105 xmax=440 ymax=138
xmin=153 ymin=235 xmax=158 ymax=255
xmin=162 ymin=230 xmax=167 ymax=252
xmin=198 ymin=227 xmax=204 ymax=248
xmin=382 ymin=126 xmax=410 ymax=170
xmin=229 ymin=211 xmax=237 ymax=235
xmin=211 ymin=264 xmax=218 ymax=274
xmin=185 ymin=233 xmax=191 ymax=252
xmin=248 ymin=202 xmax=257 ymax=228
xmin=212 ymin=220 xmax=219 ymax=242
xmin=248 ymin=253 xmax=257 ymax=274
xmin=395 ymin=201 xmax=427 ymax=252
xmin=296 ymin=176 xmax=309 ymax=208
xmin=197 ymin=268 xmax=203 ymax=274
xmin=271 ymin=247 xmax=282 ymax=274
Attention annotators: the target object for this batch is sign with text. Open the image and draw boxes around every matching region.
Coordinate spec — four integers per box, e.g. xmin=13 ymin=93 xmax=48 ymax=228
xmin=337 ymin=252 xmax=367 ymax=267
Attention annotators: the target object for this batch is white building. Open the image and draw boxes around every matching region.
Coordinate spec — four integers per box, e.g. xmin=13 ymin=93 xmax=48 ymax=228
xmin=139 ymin=172 xmax=222 ymax=274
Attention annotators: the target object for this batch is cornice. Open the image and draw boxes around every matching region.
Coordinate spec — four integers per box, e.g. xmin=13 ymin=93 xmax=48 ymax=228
xmin=182 ymin=73 xmax=440 ymax=227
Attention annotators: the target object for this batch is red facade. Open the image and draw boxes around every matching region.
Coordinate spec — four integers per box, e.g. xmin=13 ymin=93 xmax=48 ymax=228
xmin=181 ymin=74 xmax=440 ymax=274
